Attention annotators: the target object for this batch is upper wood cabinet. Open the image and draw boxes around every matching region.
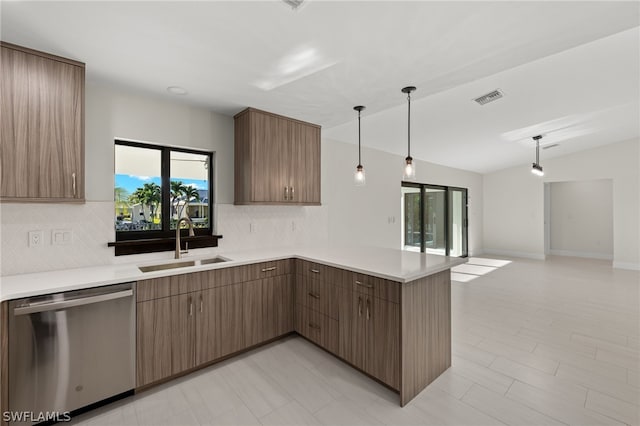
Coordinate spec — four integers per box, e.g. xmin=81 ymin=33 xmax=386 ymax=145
xmin=234 ymin=107 xmax=320 ymax=205
xmin=0 ymin=42 xmax=85 ymax=202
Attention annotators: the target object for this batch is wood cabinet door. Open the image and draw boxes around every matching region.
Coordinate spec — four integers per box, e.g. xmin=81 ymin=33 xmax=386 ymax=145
xmin=136 ymin=298 xmax=172 ymax=387
xmin=291 ymin=122 xmax=320 ymax=204
xmin=171 ymin=293 xmax=196 ymax=375
xmin=371 ymin=298 xmax=400 ymax=389
xmin=349 ymin=291 xmax=367 ymax=371
xmin=242 ymin=279 xmax=263 ymax=347
xmin=250 ymin=111 xmax=289 ymax=203
xmin=263 ymin=274 xmax=293 ymax=340
xmin=1 ymin=45 xmax=84 ymax=200
xmin=216 ymin=283 xmax=244 ymax=358
xmin=196 ymin=284 xmax=244 ymax=364
xmin=336 ymin=286 xmax=353 ymax=361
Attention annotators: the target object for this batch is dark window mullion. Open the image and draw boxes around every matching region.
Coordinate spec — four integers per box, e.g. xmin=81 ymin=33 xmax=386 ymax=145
xmin=161 ymin=148 xmax=171 ymax=233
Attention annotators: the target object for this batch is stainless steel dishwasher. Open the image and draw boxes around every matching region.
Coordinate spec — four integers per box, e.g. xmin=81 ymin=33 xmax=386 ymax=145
xmin=8 ymin=282 xmax=135 ymax=422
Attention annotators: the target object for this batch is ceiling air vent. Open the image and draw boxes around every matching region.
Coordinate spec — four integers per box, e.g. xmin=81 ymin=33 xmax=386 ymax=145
xmin=473 ymin=89 xmax=504 ymax=106
xmin=282 ymin=0 xmax=306 ymax=10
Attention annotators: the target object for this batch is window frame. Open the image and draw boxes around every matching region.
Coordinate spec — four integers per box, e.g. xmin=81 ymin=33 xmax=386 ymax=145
xmin=114 ymin=139 xmax=215 ymax=242
xmin=401 ymin=181 xmax=468 ymax=257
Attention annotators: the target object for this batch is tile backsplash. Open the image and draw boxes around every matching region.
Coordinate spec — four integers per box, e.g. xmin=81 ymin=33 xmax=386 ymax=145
xmin=0 ymin=202 xmax=328 ymax=276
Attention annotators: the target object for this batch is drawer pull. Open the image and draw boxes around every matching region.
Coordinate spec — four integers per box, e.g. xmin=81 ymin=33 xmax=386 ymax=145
xmin=72 ymin=172 xmax=77 ymax=197
xmin=200 ymin=294 xmax=203 ymax=313
xmin=308 ymin=322 xmax=321 ymax=330
xmin=284 ymin=186 xmax=289 ymax=200
xmin=261 ymin=266 xmax=277 ymax=272
xmin=310 ymin=269 xmax=320 ymax=274
xmin=355 ymin=280 xmax=373 ymax=289
xmin=358 ymin=296 xmax=363 ymax=317
xmin=308 ymin=292 xmax=320 ymax=299
xmin=189 ymin=296 xmax=193 ymax=317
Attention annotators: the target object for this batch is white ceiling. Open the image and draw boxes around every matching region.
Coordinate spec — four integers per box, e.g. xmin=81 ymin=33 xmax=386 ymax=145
xmin=2 ymin=1 xmax=639 ymax=173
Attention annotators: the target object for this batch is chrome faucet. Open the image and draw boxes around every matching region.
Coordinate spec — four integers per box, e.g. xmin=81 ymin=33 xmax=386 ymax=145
xmin=175 ymin=217 xmax=195 ymax=259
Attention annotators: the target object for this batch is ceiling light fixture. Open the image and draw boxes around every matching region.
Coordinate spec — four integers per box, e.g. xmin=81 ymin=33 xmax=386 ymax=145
xmin=402 ymin=86 xmax=417 ymax=180
xmin=531 ymin=135 xmax=544 ymax=176
xmin=353 ymin=105 xmax=366 ymax=186
xmin=167 ymin=86 xmax=187 ymax=95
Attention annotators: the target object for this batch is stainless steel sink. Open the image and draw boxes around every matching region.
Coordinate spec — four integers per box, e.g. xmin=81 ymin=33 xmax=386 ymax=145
xmin=200 ymin=256 xmax=228 ymax=265
xmin=139 ymin=260 xmax=196 ymax=273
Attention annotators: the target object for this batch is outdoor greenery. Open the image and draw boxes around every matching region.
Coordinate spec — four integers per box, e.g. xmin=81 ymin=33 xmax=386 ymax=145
xmin=115 ymin=180 xmax=206 ymax=231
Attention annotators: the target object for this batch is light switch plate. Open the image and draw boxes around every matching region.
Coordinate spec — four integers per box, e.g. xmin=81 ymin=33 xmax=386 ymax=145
xmin=52 ymin=229 xmax=73 ymax=245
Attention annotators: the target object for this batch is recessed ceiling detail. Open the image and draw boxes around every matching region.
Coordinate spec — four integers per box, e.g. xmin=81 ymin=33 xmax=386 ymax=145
xmin=474 ymin=89 xmax=504 ymax=106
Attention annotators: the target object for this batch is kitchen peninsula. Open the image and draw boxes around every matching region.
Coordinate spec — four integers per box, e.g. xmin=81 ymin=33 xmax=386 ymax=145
xmin=0 ymin=246 xmax=465 ymax=415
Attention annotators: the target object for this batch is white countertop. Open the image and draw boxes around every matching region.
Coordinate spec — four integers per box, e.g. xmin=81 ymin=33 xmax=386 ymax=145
xmin=0 ymin=246 xmax=466 ymax=302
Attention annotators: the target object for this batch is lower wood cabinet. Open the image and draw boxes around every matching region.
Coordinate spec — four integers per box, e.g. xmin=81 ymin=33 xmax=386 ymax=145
xmin=137 ymin=265 xmax=294 ymax=387
xmin=136 ymin=298 xmax=172 ymax=387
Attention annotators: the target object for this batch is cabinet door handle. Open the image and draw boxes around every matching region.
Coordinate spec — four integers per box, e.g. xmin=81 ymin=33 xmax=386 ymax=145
xmin=284 ymin=186 xmax=289 ymax=200
xmin=355 ymin=280 xmax=373 ymax=289
xmin=290 ymin=186 xmax=294 ymax=200
xmin=199 ymin=294 xmax=203 ymax=313
xmin=189 ymin=296 xmax=193 ymax=317
xmin=261 ymin=266 xmax=277 ymax=272
xmin=308 ymin=292 xmax=320 ymax=299
xmin=72 ymin=172 xmax=77 ymax=197
xmin=310 ymin=269 xmax=320 ymax=274
xmin=358 ymin=296 xmax=362 ymax=317
xmin=308 ymin=322 xmax=321 ymax=330
xmin=366 ymin=298 xmax=371 ymax=320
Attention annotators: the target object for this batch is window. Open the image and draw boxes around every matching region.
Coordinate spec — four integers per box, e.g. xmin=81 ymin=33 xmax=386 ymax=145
xmin=401 ymin=182 xmax=468 ymax=257
xmin=111 ymin=140 xmax=217 ymax=255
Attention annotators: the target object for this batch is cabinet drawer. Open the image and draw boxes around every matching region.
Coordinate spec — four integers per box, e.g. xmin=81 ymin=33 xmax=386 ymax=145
xmin=137 ymin=277 xmax=171 ymax=302
xmin=295 ymin=259 xmax=328 ymax=278
xmin=170 ymin=271 xmax=205 ymax=295
xmin=258 ymin=259 xmax=292 ymax=278
xmin=295 ymin=275 xmax=338 ymax=320
xmin=351 ymin=273 xmax=400 ymax=304
xmin=295 ymin=305 xmax=338 ymax=355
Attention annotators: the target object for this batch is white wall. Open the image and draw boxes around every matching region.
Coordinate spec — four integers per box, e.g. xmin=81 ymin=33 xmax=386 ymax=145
xmin=322 ymin=138 xmax=484 ymax=255
xmin=549 ymin=180 xmax=613 ymax=259
xmin=0 ymin=83 xmax=328 ymax=276
xmin=484 ymin=138 xmax=639 ymax=269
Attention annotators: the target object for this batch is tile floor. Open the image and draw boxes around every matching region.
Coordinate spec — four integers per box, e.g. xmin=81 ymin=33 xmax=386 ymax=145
xmin=71 ymin=256 xmax=639 ymax=425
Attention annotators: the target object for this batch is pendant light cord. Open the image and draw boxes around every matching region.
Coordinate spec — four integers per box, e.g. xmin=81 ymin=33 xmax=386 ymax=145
xmin=407 ymin=91 xmax=411 ymax=157
xmin=358 ymin=109 xmax=362 ymax=165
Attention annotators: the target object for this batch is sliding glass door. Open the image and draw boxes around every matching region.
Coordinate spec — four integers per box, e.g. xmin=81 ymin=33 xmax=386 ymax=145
xmin=401 ymin=182 xmax=468 ymax=257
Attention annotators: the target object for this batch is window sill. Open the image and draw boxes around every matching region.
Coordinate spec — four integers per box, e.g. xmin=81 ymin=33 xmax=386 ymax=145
xmin=108 ymin=235 xmax=222 ymax=256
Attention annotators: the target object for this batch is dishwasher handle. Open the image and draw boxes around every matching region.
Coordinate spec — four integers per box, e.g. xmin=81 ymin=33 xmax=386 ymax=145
xmin=13 ymin=289 xmax=133 ymax=316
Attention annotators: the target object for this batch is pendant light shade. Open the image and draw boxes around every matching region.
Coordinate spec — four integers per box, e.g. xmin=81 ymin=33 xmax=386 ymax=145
xmin=531 ymin=135 xmax=544 ymax=177
xmin=354 ymin=105 xmax=366 ymax=186
xmin=402 ymin=86 xmax=417 ymax=180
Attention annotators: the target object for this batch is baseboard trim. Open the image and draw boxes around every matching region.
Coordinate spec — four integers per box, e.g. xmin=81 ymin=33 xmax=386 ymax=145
xmin=548 ymin=249 xmax=613 ymax=261
xmin=483 ymin=249 xmax=545 ymax=260
xmin=612 ymin=261 xmax=640 ymax=271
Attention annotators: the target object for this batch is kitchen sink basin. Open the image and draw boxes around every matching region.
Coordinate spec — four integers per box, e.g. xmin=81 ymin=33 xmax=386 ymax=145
xmin=200 ymin=256 xmax=228 ymax=265
xmin=139 ymin=260 xmax=196 ymax=273
xmin=138 ymin=256 xmax=229 ymax=272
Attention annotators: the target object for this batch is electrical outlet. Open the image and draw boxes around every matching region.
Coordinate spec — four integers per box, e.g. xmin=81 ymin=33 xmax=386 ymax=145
xmin=292 ymin=221 xmax=296 ymax=231
xmin=28 ymin=230 xmax=43 ymax=247
xmin=249 ymin=223 xmax=256 ymax=233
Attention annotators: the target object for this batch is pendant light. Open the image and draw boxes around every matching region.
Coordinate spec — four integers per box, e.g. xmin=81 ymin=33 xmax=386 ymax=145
xmin=402 ymin=86 xmax=417 ymax=180
xmin=531 ymin=135 xmax=544 ymax=176
xmin=353 ymin=105 xmax=366 ymax=186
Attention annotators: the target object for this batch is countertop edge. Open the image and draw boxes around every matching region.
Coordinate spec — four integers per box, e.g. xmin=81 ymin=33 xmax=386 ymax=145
xmin=1 ymin=249 xmax=467 ymax=302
